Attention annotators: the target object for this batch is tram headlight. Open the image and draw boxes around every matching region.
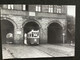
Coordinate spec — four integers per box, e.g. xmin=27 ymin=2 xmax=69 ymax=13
xmin=34 ymin=39 xmax=37 ymax=41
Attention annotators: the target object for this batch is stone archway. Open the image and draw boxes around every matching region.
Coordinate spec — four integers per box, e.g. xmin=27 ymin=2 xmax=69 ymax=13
xmin=1 ymin=17 xmax=17 ymax=44
xmin=1 ymin=17 xmax=18 ymax=29
xmin=47 ymin=22 xmax=63 ymax=44
xmin=23 ymin=22 xmax=40 ymax=33
xmin=22 ymin=20 xmax=41 ymax=28
xmin=1 ymin=20 xmax=14 ymax=44
xmin=22 ymin=20 xmax=41 ymax=44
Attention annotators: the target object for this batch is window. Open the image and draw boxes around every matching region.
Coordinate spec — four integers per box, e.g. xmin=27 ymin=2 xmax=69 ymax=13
xmin=22 ymin=5 xmax=28 ymax=11
xmin=26 ymin=5 xmax=28 ymax=11
xmin=49 ymin=5 xmax=53 ymax=13
xmin=54 ymin=5 xmax=62 ymax=13
xmin=23 ymin=5 xmax=26 ymax=10
xmin=8 ymin=4 xmax=14 ymax=9
xmin=57 ymin=6 xmax=62 ymax=13
xmin=42 ymin=5 xmax=49 ymax=12
xmin=36 ymin=5 xmax=41 ymax=12
xmin=42 ymin=5 xmax=53 ymax=13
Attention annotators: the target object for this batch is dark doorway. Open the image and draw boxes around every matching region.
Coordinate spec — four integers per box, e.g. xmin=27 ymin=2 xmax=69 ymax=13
xmin=23 ymin=22 xmax=39 ymax=33
xmin=67 ymin=30 xmax=74 ymax=43
xmin=1 ymin=20 xmax=14 ymax=44
xmin=26 ymin=5 xmax=28 ymax=11
xmin=48 ymin=23 xmax=63 ymax=44
xmin=23 ymin=22 xmax=40 ymax=44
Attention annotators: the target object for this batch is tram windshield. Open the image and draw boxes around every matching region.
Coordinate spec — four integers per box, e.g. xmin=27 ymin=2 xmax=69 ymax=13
xmin=27 ymin=30 xmax=39 ymax=38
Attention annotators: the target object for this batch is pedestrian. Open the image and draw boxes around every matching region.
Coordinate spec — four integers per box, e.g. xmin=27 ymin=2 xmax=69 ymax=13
xmin=24 ymin=33 xmax=27 ymax=45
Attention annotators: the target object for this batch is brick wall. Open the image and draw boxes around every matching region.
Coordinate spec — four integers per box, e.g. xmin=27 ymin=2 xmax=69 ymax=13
xmin=1 ymin=5 xmax=67 ymax=44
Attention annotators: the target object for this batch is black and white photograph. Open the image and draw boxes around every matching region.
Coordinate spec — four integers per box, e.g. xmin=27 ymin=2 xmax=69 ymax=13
xmin=0 ymin=4 xmax=75 ymax=59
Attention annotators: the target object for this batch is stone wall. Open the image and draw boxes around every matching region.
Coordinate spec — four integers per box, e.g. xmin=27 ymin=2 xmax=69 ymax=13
xmin=1 ymin=7 xmax=67 ymax=44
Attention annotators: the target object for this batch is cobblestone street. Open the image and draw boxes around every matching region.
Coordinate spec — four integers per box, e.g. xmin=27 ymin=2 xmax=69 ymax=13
xmin=2 ymin=44 xmax=75 ymax=59
xmin=1 ymin=5 xmax=75 ymax=60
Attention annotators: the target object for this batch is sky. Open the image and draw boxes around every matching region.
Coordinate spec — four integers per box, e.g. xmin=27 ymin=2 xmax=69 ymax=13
xmin=67 ymin=5 xmax=76 ymax=17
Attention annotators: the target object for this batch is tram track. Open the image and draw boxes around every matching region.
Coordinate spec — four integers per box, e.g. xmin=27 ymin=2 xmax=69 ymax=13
xmin=7 ymin=49 xmax=16 ymax=58
xmin=40 ymin=44 xmax=74 ymax=56
xmin=40 ymin=45 xmax=71 ymax=56
xmin=26 ymin=45 xmax=52 ymax=57
xmin=2 ymin=44 xmax=74 ymax=59
xmin=3 ymin=46 xmax=16 ymax=58
xmin=31 ymin=46 xmax=53 ymax=57
xmin=33 ymin=45 xmax=71 ymax=57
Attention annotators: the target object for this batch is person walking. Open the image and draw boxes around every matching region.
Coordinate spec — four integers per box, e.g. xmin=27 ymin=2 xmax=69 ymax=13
xmin=24 ymin=33 xmax=27 ymax=45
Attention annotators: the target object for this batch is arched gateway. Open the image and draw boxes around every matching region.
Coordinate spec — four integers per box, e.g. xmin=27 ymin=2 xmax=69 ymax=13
xmin=1 ymin=17 xmax=17 ymax=44
xmin=48 ymin=22 xmax=63 ymax=44
xmin=1 ymin=20 xmax=14 ymax=43
xmin=23 ymin=20 xmax=41 ymax=44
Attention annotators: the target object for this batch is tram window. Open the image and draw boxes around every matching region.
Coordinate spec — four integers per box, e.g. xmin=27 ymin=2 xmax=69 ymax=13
xmin=28 ymin=34 xmax=30 ymax=38
xmin=32 ymin=33 xmax=34 ymax=37
xmin=30 ymin=34 xmax=32 ymax=37
xmin=34 ymin=33 xmax=37 ymax=37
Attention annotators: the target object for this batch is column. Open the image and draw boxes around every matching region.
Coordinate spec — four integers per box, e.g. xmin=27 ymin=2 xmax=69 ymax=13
xmin=14 ymin=27 xmax=23 ymax=44
xmin=40 ymin=27 xmax=47 ymax=44
xmin=62 ymin=26 xmax=67 ymax=44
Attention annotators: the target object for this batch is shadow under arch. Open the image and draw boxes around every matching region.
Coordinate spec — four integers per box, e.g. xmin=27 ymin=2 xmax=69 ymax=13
xmin=22 ymin=20 xmax=41 ymax=44
xmin=1 ymin=17 xmax=18 ymax=29
xmin=22 ymin=20 xmax=42 ymax=28
xmin=47 ymin=21 xmax=63 ymax=44
xmin=1 ymin=17 xmax=18 ymax=44
xmin=47 ymin=20 xmax=63 ymax=28
xmin=1 ymin=20 xmax=14 ymax=44
xmin=67 ymin=29 xmax=75 ymax=43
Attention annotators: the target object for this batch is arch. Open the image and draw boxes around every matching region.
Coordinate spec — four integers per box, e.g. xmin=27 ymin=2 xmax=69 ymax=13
xmin=23 ymin=22 xmax=40 ymax=33
xmin=48 ymin=22 xmax=63 ymax=44
xmin=67 ymin=29 xmax=74 ymax=43
xmin=23 ymin=20 xmax=41 ymax=44
xmin=1 ymin=17 xmax=18 ymax=28
xmin=1 ymin=20 xmax=14 ymax=44
xmin=47 ymin=20 xmax=63 ymax=28
xmin=22 ymin=19 xmax=42 ymax=28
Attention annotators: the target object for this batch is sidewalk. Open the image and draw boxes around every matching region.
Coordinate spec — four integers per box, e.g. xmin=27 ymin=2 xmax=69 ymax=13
xmin=2 ymin=43 xmax=75 ymax=59
xmin=2 ymin=47 xmax=14 ymax=59
xmin=2 ymin=44 xmax=51 ymax=59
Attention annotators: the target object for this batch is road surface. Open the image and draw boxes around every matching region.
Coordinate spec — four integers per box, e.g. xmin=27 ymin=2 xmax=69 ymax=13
xmin=2 ymin=44 xmax=75 ymax=59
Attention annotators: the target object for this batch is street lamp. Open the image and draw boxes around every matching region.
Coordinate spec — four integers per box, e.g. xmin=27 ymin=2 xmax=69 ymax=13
xmin=62 ymin=33 xmax=65 ymax=44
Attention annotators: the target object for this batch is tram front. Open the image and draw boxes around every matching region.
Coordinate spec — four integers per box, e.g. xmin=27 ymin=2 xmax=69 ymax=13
xmin=27 ymin=29 xmax=39 ymax=45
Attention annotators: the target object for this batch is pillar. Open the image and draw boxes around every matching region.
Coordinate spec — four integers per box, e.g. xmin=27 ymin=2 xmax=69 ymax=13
xmin=62 ymin=24 xmax=67 ymax=44
xmin=40 ymin=27 xmax=47 ymax=44
xmin=14 ymin=27 xmax=23 ymax=44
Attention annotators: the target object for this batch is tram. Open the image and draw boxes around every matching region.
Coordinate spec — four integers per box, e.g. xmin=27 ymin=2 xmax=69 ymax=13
xmin=27 ymin=30 xmax=39 ymax=45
